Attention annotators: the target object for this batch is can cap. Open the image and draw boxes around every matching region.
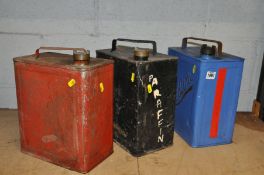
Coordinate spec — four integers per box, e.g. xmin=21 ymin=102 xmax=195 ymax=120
xmin=200 ymin=44 xmax=216 ymax=56
xmin=73 ymin=50 xmax=90 ymax=61
xmin=134 ymin=48 xmax=149 ymax=61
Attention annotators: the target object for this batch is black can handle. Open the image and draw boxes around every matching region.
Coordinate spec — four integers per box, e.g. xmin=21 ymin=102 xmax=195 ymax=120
xmin=182 ymin=37 xmax=223 ymax=56
xmin=111 ymin=38 xmax=157 ymax=55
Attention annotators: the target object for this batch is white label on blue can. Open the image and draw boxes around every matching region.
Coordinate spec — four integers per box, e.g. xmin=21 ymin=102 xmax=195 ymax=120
xmin=206 ymin=71 xmax=216 ymax=79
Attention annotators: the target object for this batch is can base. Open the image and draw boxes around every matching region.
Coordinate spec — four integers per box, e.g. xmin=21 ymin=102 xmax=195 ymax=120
xmin=113 ymin=140 xmax=173 ymax=157
xmin=21 ymin=147 xmax=113 ymax=173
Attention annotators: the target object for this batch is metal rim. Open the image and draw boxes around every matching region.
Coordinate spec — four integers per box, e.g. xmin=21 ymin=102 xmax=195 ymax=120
xmin=134 ymin=48 xmax=150 ymax=58
xmin=73 ymin=50 xmax=90 ymax=61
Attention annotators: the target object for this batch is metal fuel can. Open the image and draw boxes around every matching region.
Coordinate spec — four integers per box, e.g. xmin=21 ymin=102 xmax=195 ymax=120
xmin=168 ymin=37 xmax=244 ymax=147
xmin=96 ymin=39 xmax=177 ymax=156
xmin=14 ymin=47 xmax=114 ymax=173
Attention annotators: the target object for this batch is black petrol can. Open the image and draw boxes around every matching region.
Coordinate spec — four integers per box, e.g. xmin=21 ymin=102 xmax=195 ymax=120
xmin=96 ymin=39 xmax=177 ymax=156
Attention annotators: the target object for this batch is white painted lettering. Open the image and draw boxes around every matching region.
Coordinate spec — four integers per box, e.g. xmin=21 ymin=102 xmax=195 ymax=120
xmin=153 ymin=89 xmax=162 ymax=99
xmin=157 ymin=109 xmax=163 ymax=120
xmin=158 ymin=134 xmax=164 ymax=143
xmin=149 ymin=75 xmax=165 ymax=144
xmin=157 ymin=99 xmax=162 ymax=108
xmin=149 ymin=75 xmax=153 ymax=82
xmin=158 ymin=119 xmax=163 ymax=127
xmin=152 ymin=78 xmax=158 ymax=86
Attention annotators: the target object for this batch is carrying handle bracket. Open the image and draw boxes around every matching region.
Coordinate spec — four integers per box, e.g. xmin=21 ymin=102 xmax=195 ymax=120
xmin=111 ymin=38 xmax=157 ymax=55
xmin=182 ymin=37 xmax=223 ymax=56
xmin=35 ymin=47 xmax=89 ymax=58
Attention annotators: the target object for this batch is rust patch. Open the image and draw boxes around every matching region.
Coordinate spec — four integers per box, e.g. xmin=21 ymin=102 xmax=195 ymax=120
xmin=42 ymin=135 xmax=58 ymax=143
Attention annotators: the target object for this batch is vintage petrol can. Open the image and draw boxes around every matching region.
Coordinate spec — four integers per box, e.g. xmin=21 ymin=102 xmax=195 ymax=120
xmin=168 ymin=37 xmax=244 ymax=147
xmin=14 ymin=47 xmax=114 ymax=173
xmin=96 ymin=39 xmax=177 ymax=156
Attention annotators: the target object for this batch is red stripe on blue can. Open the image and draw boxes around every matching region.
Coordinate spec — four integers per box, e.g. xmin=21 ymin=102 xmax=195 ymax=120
xmin=210 ymin=68 xmax=227 ymax=138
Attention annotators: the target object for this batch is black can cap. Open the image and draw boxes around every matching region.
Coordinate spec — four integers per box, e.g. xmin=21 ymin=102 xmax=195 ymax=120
xmin=200 ymin=44 xmax=216 ymax=56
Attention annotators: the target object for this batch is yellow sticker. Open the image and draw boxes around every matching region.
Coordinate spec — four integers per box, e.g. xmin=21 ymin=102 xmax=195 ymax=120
xmin=147 ymin=84 xmax=152 ymax=93
xmin=99 ymin=82 xmax=104 ymax=93
xmin=192 ymin=65 xmax=197 ymax=74
xmin=131 ymin=72 xmax=135 ymax=82
xmin=68 ymin=79 xmax=76 ymax=87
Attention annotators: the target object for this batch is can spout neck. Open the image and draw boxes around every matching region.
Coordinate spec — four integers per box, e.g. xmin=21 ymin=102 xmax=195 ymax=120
xmin=134 ymin=48 xmax=149 ymax=61
xmin=73 ymin=50 xmax=90 ymax=65
xmin=200 ymin=44 xmax=216 ymax=56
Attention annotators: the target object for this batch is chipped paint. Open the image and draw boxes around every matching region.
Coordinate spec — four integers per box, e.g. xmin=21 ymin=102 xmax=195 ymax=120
xmin=14 ymin=53 xmax=114 ymax=173
xmin=96 ymin=45 xmax=177 ymax=156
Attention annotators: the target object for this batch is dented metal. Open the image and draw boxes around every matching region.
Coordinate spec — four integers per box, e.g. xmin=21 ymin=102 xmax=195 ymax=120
xmin=14 ymin=51 xmax=114 ymax=173
xmin=96 ymin=40 xmax=178 ymax=156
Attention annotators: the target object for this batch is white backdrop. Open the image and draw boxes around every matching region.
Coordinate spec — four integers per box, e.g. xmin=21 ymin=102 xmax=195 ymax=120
xmin=0 ymin=0 xmax=263 ymax=110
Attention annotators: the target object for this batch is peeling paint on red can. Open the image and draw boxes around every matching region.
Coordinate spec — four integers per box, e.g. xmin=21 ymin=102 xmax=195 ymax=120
xmin=14 ymin=51 xmax=114 ymax=173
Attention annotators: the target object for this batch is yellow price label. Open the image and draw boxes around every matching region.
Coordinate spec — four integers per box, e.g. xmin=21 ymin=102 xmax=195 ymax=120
xmin=147 ymin=84 xmax=152 ymax=93
xmin=131 ymin=72 xmax=135 ymax=82
xmin=67 ymin=79 xmax=76 ymax=87
xmin=99 ymin=82 xmax=104 ymax=93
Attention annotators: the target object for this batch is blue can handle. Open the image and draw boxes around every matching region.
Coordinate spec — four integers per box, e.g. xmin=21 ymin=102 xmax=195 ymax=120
xmin=182 ymin=37 xmax=223 ymax=56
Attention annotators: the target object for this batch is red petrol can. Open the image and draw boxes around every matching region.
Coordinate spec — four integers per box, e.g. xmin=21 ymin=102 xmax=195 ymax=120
xmin=13 ymin=47 xmax=114 ymax=173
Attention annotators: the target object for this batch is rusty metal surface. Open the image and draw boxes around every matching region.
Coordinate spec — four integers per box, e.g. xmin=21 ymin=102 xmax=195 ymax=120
xmin=14 ymin=52 xmax=113 ymax=71
xmin=35 ymin=46 xmax=90 ymax=62
xmin=73 ymin=50 xmax=90 ymax=62
xmin=14 ymin=53 xmax=114 ymax=173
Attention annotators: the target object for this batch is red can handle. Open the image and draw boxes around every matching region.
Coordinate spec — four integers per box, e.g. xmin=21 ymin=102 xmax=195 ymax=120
xmin=182 ymin=37 xmax=223 ymax=56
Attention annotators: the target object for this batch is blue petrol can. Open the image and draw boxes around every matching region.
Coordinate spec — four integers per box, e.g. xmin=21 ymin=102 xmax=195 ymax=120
xmin=168 ymin=37 xmax=244 ymax=147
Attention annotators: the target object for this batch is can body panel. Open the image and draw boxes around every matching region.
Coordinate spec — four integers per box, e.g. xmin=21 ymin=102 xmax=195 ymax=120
xmin=15 ymin=63 xmax=79 ymax=166
xmin=168 ymin=47 xmax=244 ymax=147
xmin=136 ymin=61 xmax=176 ymax=154
xmin=81 ymin=63 xmax=114 ymax=171
xmin=14 ymin=56 xmax=113 ymax=173
xmin=97 ymin=48 xmax=177 ymax=156
xmin=112 ymin=59 xmax=139 ymax=154
xmin=173 ymin=55 xmax=200 ymax=145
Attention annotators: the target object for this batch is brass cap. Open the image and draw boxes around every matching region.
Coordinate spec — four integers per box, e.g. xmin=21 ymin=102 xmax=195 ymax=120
xmin=134 ymin=48 xmax=150 ymax=58
xmin=73 ymin=50 xmax=90 ymax=62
